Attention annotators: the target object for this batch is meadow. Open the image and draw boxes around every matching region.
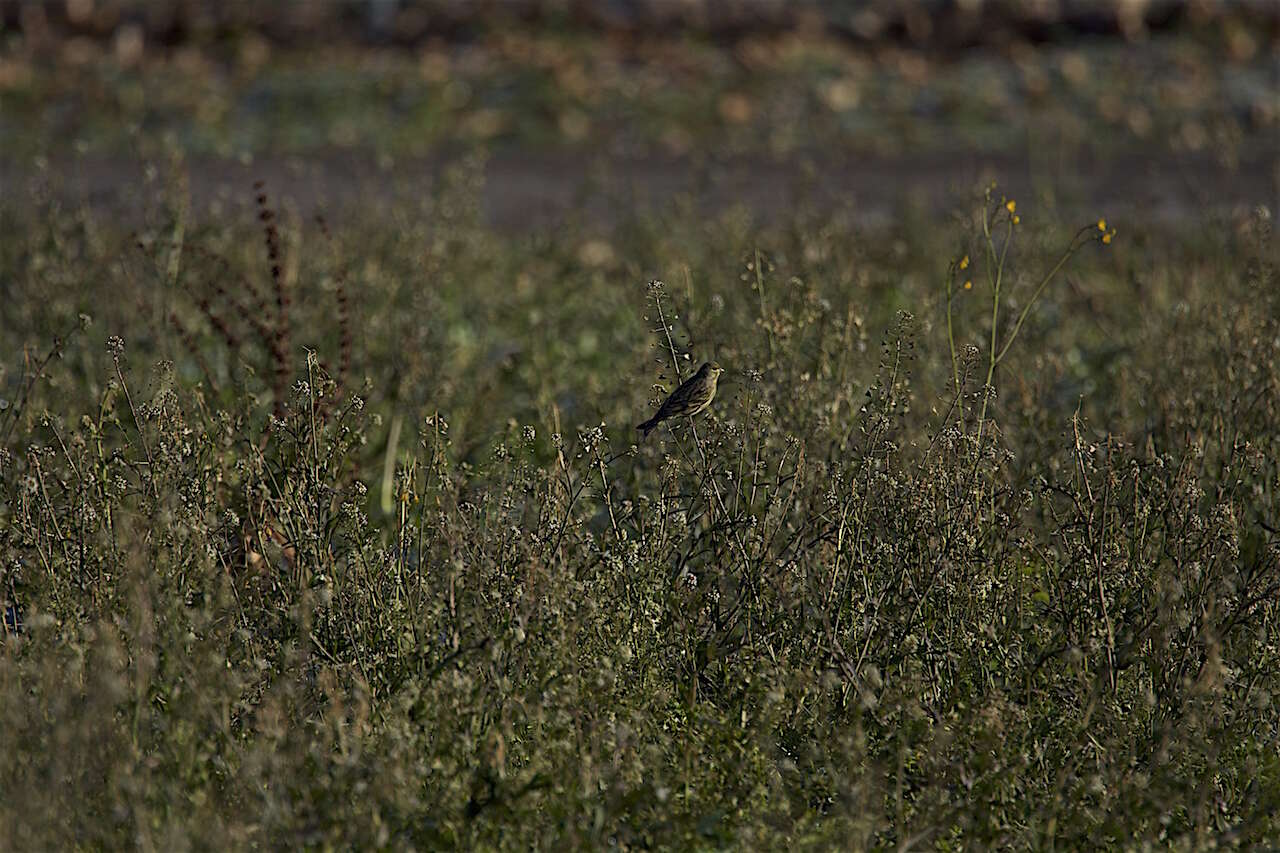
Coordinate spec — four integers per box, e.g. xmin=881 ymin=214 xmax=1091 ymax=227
xmin=2 ymin=9 xmax=1279 ymax=849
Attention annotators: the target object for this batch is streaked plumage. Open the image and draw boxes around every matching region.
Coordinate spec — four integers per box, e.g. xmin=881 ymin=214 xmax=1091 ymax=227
xmin=637 ymin=361 xmax=723 ymax=438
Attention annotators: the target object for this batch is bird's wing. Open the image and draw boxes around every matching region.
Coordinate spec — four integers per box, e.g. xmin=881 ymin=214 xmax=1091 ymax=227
xmin=655 ymin=376 xmax=693 ymax=418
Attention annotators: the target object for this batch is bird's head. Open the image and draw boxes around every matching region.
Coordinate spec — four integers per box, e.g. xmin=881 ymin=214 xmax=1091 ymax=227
xmin=702 ymin=361 xmax=723 ymax=379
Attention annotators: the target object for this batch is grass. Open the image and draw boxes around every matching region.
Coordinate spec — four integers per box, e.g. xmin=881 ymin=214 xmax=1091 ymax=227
xmin=1 ymin=159 xmax=1277 ymax=848
xmin=3 ymin=26 xmax=1274 ymax=163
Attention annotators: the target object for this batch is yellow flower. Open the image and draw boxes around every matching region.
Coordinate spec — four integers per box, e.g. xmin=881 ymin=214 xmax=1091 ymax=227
xmin=1005 ymin=200 xmax=1016 ymax=214
xmin=1097 ymin=218 xmax=1107 ymax=231
xmin=1012 ymin=215 xmax=1021 ymax=225
xmin=963 ymin=280 xmax=973 ymax=290
xmin=959 ymin=255 xmax=970 ymax=270
xmin=1102 ymin=232 xmax=1113 ymax=245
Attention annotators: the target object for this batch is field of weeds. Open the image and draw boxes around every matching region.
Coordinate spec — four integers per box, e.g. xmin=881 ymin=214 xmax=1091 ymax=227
xmin=2 ymin=5 xmax=1279 ymax=849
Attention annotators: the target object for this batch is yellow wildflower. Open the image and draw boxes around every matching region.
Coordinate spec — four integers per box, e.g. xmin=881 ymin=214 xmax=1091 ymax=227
xmin=959 ymin=255 xmax=970 ymax=270
xmin=1097 ymin=218 xmax=1107 ymax=231
xmin=1012 ymin=215 xmax=1021 ymax=225
xmin=963 ymin=280 xmax=973 ymax=290
xmin=1102 ymin=232 xmax=1113 ymax=245
xmin=1006 ymin=200 xmax=1016 ymax=214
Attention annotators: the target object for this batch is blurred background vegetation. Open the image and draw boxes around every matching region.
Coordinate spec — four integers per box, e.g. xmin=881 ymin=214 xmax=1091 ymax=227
xmin=2 ymin=0 xmax=1276 ymax=219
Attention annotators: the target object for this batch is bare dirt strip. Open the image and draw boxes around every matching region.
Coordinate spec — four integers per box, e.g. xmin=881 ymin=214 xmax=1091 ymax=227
xmin=5 ymin=145 xmax=1276 ymax=231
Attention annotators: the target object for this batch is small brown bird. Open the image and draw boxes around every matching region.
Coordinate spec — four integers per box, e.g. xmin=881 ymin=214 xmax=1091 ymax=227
xmin=637 ymin=361 xmax=723 ymax=438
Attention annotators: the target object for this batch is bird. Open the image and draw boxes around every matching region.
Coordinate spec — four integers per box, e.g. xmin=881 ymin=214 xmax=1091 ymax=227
xmin=637 ymin=361 xmax=723 ymax=438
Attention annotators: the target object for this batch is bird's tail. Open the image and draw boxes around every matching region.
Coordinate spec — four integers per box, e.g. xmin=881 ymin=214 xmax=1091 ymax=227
xmin=636 ymin=418 xmax=657 ymax=438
